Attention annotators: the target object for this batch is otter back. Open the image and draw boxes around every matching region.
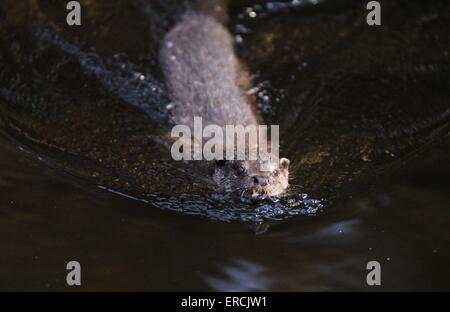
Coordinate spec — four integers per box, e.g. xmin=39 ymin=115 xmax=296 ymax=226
xmin=159 ymin=12 xmax=258 ymax=128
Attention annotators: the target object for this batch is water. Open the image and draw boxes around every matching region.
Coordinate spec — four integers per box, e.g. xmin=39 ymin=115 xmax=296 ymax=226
xmin=0 ymin=0 xmax=449 ymax=291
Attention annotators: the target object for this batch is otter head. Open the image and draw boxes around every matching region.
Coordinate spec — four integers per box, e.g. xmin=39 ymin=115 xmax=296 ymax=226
xmin=213 ymin=157 xmax=290 ymax=197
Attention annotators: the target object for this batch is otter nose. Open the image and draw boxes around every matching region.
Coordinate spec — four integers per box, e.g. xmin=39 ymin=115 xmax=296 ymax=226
xmin=252 ymin=176 xmax=270 ymax=186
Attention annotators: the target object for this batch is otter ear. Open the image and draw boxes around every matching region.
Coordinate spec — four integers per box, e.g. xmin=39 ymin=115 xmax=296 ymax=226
xmin=279 ymin=158 xmax=290 ymax=170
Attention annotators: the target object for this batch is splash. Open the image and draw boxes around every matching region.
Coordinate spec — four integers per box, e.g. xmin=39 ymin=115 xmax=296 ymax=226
xmin=98 ymin=183 xmax=324 ymax=223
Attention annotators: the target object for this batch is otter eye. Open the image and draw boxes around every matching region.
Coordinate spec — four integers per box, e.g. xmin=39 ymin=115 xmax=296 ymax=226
xmin=236 ymin=166 xmax=246 ymax=175
xmin=273 ymin=169 xmax=280 ymax=177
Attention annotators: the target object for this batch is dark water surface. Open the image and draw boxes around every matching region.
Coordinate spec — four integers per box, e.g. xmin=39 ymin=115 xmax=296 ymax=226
xmin=0 ymin=0 xmax=449 ymax=290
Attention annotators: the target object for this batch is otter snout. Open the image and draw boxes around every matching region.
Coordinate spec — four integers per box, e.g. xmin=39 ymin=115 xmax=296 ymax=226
xmin=252 ymin=176 xmax=270 ymax=187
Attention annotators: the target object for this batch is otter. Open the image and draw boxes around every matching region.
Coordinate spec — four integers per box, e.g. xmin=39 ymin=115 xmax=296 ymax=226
xmin=159 ymin=1 xmax=290 ymax=197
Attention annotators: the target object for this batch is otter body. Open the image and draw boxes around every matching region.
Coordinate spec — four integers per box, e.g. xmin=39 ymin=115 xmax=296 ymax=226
xmin=159 ymin=6 xmax=290 ymax=197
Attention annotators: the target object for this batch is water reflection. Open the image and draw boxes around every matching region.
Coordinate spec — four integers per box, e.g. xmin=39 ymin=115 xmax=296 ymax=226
xmin=204 ymin=259 xmax=272 ymax=291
